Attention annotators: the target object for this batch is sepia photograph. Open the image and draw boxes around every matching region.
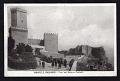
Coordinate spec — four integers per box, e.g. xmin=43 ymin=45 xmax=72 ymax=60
xmin=4 ymin=3 xmax=116 ymax=77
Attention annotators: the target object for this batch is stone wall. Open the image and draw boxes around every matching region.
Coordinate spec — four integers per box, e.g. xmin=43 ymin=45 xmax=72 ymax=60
xmin=28 ymin=39 xmax=41 ymax=45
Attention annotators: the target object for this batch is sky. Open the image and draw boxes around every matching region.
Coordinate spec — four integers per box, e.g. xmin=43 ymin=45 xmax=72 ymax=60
xmin=22 ymin=5 xmax=115 ymax=50
xmin=7 ymin=4 xmax=116 ymax=64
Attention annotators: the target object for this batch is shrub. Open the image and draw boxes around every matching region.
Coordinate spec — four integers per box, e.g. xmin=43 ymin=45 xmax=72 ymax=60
xmin=16 ymin=43 xmax=33 ymax=54
xmin=8 ymin=43 xmax=36 ymax=70
xmin=8 ymin=36 xmax=15 ymax=55
xmin=25 ymin=44 xmax=33 ymax=52
xmin=8 ymin=52 xmax=37 ymax=70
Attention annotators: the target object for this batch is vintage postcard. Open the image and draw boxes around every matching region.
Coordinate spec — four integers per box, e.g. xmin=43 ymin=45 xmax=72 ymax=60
xmin=4 ymin=3 xmax=117 ymax=77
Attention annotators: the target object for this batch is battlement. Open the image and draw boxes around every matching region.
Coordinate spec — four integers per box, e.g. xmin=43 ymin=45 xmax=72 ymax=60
xmin=44 ymin=33 xmax=58 ymax=36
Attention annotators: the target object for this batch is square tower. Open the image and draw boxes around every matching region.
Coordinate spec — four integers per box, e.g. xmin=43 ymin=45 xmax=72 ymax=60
xmin=10 ymin=8 xmax=28 ymax=48
xmin=11 ymin=8 xmax=27 ymax=29
xmin=44 ymin=33 xmax=58 ymax=53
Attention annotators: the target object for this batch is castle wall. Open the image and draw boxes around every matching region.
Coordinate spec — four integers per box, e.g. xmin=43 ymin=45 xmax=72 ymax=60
xmin=44 ymin=33 xmax=58 ymax=52
xmin=81 ymin=45 xmax=92 ymax=56
xmin=28 ymin=39 xmax=41 ymax=45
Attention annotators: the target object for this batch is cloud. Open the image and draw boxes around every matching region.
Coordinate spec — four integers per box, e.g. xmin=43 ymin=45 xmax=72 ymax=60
xmin=23 ymin=5 xmax=115 ymax=50
xmin=58 ymin=24 xmax=114 ymax=50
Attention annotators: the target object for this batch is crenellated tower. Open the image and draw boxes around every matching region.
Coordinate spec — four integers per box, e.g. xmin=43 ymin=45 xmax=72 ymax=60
xmin=44 ymin=33 xmax=58 ymax=53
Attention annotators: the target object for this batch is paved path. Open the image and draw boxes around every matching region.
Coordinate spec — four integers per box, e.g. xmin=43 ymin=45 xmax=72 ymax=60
xmin=8 ymin=62 xmax=70 ymax=71
xmin=71 ymin=61 xmax=77 ymax=71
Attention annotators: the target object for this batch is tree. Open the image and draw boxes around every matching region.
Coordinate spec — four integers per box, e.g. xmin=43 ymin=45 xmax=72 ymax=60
xmin=25 ymin=44 xmax=33 ymax=52
xmin=8 ymin=37 xmax=15 ymax=56
xmin=8 ymin=28 xmax=15 ymax=55
xmin=39 ymin=40 xmax=44 ymax=46
xmin=16 ymin=43 xmax=33 ymax=54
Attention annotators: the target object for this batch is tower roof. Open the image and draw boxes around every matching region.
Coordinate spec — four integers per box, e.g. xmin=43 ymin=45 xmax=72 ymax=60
xmin=11 ymin=7 xmax=27 ymax=13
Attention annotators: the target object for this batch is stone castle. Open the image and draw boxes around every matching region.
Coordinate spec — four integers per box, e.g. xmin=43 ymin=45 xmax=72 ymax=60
xmin=9 ymin=8 xmax=64 ymax=58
